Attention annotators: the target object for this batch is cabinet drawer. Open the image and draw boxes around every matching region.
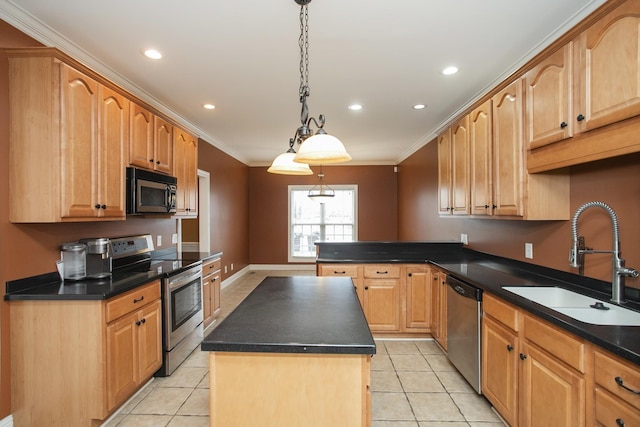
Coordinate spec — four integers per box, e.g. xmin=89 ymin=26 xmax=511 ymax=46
xmin=363 ymin=265 xmax=400 ymax=279
xmin=106 ymin=280 xmax=161 ymax=323
xmin=522 ymin=314 xmax=585 ymax=372
xmin=319 ymin=264 xmax=359 ymax=278
xmin=595 ymin=349 xmax=640 ymax=409
xmin=483 ymin=293 xmax=519 ymax=332
xmin=203 ymin=257 xmax=221 ymax=276
xmin=595 ymin=388 xmax=640 ymax=426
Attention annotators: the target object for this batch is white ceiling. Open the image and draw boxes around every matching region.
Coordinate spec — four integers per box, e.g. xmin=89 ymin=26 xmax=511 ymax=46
xmin=1 ymin=0 xmax=607 ymax=166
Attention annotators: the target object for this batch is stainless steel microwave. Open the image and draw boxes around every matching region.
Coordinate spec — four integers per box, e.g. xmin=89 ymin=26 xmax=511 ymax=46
xmin=126 ymin=167 xmax=177 ymax=215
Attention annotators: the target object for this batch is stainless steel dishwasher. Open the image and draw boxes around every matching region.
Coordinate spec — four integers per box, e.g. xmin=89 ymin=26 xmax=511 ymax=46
xmin=446 ymin=275 xmax=483 ymax=394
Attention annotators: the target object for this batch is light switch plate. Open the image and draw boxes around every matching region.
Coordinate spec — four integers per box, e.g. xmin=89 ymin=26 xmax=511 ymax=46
xmin=460 ymin=234 xmax=468 ymax=245
xmin=171 ymin=233 xmax=178 ymax=244
xmin=157 ymin=235 xmax=162 ymax=247
xmin=525 ymin=243 xmax=533 ymax=259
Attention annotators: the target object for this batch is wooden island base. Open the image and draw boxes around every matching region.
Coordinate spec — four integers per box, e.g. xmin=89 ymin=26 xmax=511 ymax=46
xmin=209 ymin=352 xmax=371 ymax=427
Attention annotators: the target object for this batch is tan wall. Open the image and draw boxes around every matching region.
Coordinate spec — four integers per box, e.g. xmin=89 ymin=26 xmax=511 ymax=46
xmin=398 ymin=138 xmax=640 ymax=288
xmin=198 ymin=141 xmax=250 ymax=277
xmin=248 ymin=165 xmax=398 ymax=264
xmin=182 ymin=218 xmax=199 ymax=242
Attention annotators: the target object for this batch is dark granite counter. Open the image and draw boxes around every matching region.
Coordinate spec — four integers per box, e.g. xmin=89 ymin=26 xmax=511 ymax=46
xmin=201 ymin=276 xmax=376 ymax=355
xmin=316 ymin=242 xmax=640 ymax=366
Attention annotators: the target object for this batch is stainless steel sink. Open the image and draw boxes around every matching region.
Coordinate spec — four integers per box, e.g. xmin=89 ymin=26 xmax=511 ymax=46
xmin=502 ymin=286 xmax=640 ymax=326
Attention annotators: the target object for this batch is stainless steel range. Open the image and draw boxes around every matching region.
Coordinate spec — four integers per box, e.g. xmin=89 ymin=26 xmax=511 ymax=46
xmin=111 ymin=235 xmax=203 ymax=377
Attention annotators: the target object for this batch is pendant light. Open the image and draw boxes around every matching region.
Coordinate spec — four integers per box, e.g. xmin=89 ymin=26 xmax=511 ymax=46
xmin=267 ymin=137 xmax=313 ymax=175
xmin=308 ymin=165 xmax=335 ymax=203
xmin=268 ymin=0 xmax=351 ymax=175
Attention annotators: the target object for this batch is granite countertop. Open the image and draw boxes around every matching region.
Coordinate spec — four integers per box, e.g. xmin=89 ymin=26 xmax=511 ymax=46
xmin=316 ymin=241 xmax=640 ymax=366
xmin=201 ymin=276 xmax=376 ymax=355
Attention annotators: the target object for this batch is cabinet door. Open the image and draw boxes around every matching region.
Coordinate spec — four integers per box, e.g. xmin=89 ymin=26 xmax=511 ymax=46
xmin=430 ymin=272 xmax=440 ymax=337
xmin=519 ymin=342 xmax=585 ymax=427
xmin=60 ymin=65 xmax=99 ymax=219
xmin=525 ymin=43 xmax=573 ymax=149
xmin=405 ymin=266 xmax=431 ymax=330
xmin=98 ymin=86 xmax=128 ymax=218
xmin=173 ymin=127 xmax=198 ymax=216
xmin=437 ymin=274 xmax=448 ymax=351
xmin=202 ymin=274 xmax=213 ymax=327
xmin=437 ymin=129 xmax=452 ymax=215
xmin=212 ymin=273 xmax=221 ymax=316
xmin=363 ymin=279 xmax=401 ymax=332
xmin=451 ymin=117 xmax=470 ymax=215
xmin=482 ymin=316 xmax=518 ymax=427
xmin=129 ymin=103 xmax=154 ymax=169
xmin=154 ymin=116 xmax=173 ymax=174
xmin=106 ymin=311 xmax=138 ymax=411
xmin=492 ymin=79 xmax=524 ymax=217
xmin=469 ymin=101 xmax=493 ymax=216
xmin=577 ymin=1 xmax=640 ymax=132
xmin=185 ymin=135 xmax=198 ymax=215
xmin=137 ymin=300 xmax=163 ymax=381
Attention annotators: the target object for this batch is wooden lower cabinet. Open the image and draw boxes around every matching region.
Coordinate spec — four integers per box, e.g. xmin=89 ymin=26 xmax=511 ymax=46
xmin=9 ymin=281 xmax=162 ymax=427
xmin=430 ymin=269 xmax=448 ymax=350
xmin=482 ymin=293 xmax=587 ymax=427
xmin=404 ymin=265 xmax=431 ymax=331
xmin=202 ymin=256 xmax=222 ymax=328
xmin=593 ymin=348 xmax=640 ymax=427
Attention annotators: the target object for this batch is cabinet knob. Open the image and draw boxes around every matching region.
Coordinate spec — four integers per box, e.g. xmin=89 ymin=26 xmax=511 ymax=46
xmin=616 ymin=419 xmax=625 ymax=427
xmin=136 ymin=320 xmax=141 ymax=326
xmin=156 ymin=160 xmax=161 ymax=164
xmin=408 ymin=273 xmax=412 ymax=277
xmin=577 ymin=114 xmax=585 ymax=122
xmin=101 ymin=204 xmax=106 ymax=210
xmin=519 ymin=353 xmax=527 ymax=360
xmin=449 ymin=207 xmax=454 ymax=212
xmin=484 ymin=204 xmax=490 ymax=209
xmin=507 ymin=344 xmax=514 ymax=352
xmin=560 ymin=121 xmax=568 ymax=129
xmin=492 ymin=204 xmax=497 ymax=209
xmin=149 ymin=158 xmax=154 ymax=163
xmin=95 ymin=204 xmax=101 ymax=209
xmin=364 ymin=286 xmax=369 ymax=290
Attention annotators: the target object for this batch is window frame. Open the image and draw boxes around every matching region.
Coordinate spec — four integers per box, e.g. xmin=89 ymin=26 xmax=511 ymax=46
xmin=287 ymin=184 xmax=358 ymax=263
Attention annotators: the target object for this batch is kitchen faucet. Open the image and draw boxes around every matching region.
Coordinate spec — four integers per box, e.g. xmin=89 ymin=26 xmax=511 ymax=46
xmin=569 ymin=201 xmax=638 ymax=303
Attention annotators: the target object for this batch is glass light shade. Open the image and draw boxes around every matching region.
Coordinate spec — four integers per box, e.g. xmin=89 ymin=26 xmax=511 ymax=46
xmin=267 ymin=152 xmax=313 ymax=175
xmin=294 ymin=133 xmax=352 ymax=164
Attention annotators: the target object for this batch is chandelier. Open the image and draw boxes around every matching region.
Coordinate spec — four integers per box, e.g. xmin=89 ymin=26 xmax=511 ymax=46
xmin=307 ymin=165 xmax=335 ymax=202
xmin=268 ymin=0 xmax=351 ymax=175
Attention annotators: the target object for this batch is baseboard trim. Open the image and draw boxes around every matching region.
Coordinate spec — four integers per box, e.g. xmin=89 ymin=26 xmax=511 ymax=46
xmin=0 ymin=415 xmax=13 ymax=427
xmin=250 ymin=264 xmax=315 ymax=271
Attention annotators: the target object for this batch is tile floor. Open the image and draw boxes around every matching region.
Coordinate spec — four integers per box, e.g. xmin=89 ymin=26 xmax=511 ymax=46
xmin=103 ymin=270 xmax=505 ymax=427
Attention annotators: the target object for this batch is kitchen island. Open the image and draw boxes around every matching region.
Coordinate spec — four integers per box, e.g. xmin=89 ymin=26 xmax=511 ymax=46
xmin=201 ymin=276 xmax=376 ymax=427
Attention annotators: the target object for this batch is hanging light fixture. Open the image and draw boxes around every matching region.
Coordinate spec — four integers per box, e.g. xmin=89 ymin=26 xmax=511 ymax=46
xmin=308 ymin=165 xmax=335 ymax=202
xmin=268 ymin=0 xmax=351 ymax=175
xmin=267 ymin=136 xmax=313 ymax=175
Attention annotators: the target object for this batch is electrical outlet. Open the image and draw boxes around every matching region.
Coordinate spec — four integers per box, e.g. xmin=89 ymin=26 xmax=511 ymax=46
xmin=460 ymin=234 xmax=468 ymax=245
xmin=224 ymin=265 xmax=228 ymax=274
xmin=525 ymin=243 xmax=533 ymax=259
xmin=171 ymin=233 xmax=178 ymax=244
xmin=156 ymin=235 xmax=162 ymax=247
xmin=231 ymin=263 xmax=234 ymax=271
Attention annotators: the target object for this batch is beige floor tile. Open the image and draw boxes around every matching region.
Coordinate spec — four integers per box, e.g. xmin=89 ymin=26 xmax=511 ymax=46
xmin=131 ymin=387 xmax=192 ymax=415
xmin=119 ymin=382 xmax=156 ymax=414
xmin=372 ymin=421 xmax=419 ymax=427
xmin=391 ymin=354 xmax=432 ymax=371
xmin=375 ymin=340 xmax=388 ymax=355
xmin=372 ymin=354 xmax=395 ymax=371
xmin=415 ymin=340 xmax=444 ymax=355
xmin=468 ymin=422 xmax=506 ymax=427
xmin=176 ymin=389 xmax=210 ymax=416
xmin=114 ymin=414 xmax=172 ymax=427
xmin=101 ymin=412 xmax=126 ymax=427
xmin=450 ymin=393 xmax=502 ymax=423
xmin=371 ymin=370 xmax=403 ymax=392
xmin=154 ymin=367 xmax=208 ymax=389
xmin=407 ymin=392 xmax=465 ymax=422
xmin=419 ymin=422 xmax=469 ymax=427
xmin=181 ymin=348 xmax=209 ymax=368
xmin=167 ymin=415 xmax=210 ymax=427
xmin=384 ymin=340 xmax=421 ymax=354
xmin=435 ymin=371 xmax=476 ymax=393
xmin=196 ymin=372 xmax=209 ymax=389
xmin=425 ymin=354 xmax=457 ymax=371
xmin=397 ymin=371 xmax=445 ymax=393
xmin=371 ymin=392 xmax=415 ymax=421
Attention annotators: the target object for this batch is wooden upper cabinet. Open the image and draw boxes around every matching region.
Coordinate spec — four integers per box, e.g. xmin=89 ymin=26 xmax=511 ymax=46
xmin=154 ymin=116 xmax=173 ymax=175
xmin=492 ymin=79 xmax=524 ymax=217
xmin=576 ymin=0 xmax=640 ymax=132
xmin=437 ymin=129 xmax=452 ymax=215
xmin=450 ymin=116 xmax=470 ymax=215
xmin=525 ymin=42 xmax=573 ymax=149
xmin=129 ymin=104 xmax=173 ymax=175
xmin=469 ymin=101 xmax=493 ymax=216
xmin=173 ymin=127 xmax=198 ymax=216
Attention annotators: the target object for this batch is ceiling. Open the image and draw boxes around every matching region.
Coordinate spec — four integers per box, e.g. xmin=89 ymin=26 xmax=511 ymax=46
xmin=1 ymin=0 xmax=607 ymax=166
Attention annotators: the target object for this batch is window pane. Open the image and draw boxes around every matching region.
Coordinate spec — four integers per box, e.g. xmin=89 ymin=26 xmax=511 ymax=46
xmin=324 ymin=190 xmax=354 ymax=224
xmin=291 ymin=190 xmax=321 ymax=224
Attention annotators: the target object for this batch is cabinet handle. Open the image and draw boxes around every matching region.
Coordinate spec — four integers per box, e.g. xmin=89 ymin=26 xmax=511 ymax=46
xmin=133 ymin=296 xmax=144 ymax=303
xmin=101 ymin=204 xmax=106 ymax=210
xmin=560 ymin=121 xmax=568 ymax=129
xmin=484 ymin=204 xmax=490 ymax=209
xmin=433 ymin=277 xmax=438 ymax=281
xmin=615 ymin=376 xmax=640 ymax=395
xmin=507 ymin=344 xmax=514 ymax=352
xmin=449 ymin=207 xmax=454 ymax=213
xmin=616 ymin=419 xmax=625 ymax=427
xmin=577 ymin=114 xmax=585 ymax=122
xmin=492 ymin=205 xmax=497 ymax=209
xmin=94 ymin=204 xmax=101 ymax=209
xmin=136 ymin=320 xmax=141 ymax=326
xmin=376 ymin=271 xmax=388 ymax=275
xmin=135 ymin=318 xmax=147 ymax=327
xmin=519 ymin=353 xmax=527 ymax=360
xmin=334 ymin=271 xmax=346 ymax=274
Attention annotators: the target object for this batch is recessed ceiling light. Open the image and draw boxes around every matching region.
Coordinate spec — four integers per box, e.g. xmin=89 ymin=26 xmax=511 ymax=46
xmin=413 ymin=104 xmax=426 ymax=110
xmin=143 ymin=49 xmax=162 ymax=60
xmin=442 ymin=66 xmax=458 ymax=75
xmin=203 ymin=104 xmax=216 ymax=110
xmin=348 ymin=104 xmax=363 ymax=111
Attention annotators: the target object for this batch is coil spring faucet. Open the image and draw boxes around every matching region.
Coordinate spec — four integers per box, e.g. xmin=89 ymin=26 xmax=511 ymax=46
xmin=569 ymin=201 xmax=638 ymax=303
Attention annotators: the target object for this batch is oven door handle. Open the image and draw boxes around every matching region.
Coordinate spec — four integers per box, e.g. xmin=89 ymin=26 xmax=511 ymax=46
xmin=168 ymin=269 xmax=202 ymax=290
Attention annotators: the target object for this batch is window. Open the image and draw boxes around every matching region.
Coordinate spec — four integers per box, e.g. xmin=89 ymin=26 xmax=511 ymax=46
xmin=288 ymin=185 xmax=357 ymax=262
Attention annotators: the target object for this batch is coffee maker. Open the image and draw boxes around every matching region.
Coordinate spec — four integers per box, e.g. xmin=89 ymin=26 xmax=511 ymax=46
xmin=79 ymin=238 xmax=113 ymax=279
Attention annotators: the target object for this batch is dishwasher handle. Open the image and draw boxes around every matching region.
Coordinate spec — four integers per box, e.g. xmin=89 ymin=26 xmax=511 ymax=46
xmin=446 ymin=275 xmax=482 ymax=301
